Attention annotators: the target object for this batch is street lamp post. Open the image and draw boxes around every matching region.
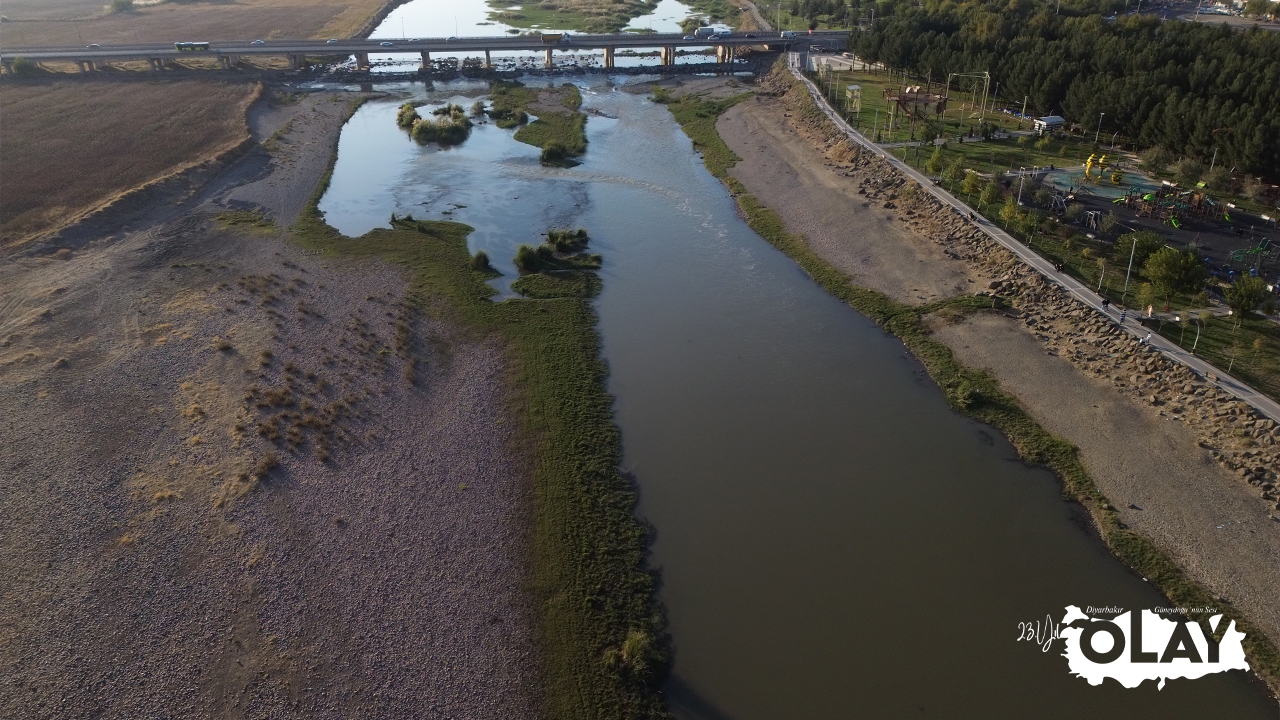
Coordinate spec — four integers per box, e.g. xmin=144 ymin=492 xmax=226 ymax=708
xmin=1122 ymin=232 xmax=1137 ymax=303
xmin=1016 ymin=166 xmax=1035 ymax=205
xmin=1094 ymin=112 xmax=1105 ymax=146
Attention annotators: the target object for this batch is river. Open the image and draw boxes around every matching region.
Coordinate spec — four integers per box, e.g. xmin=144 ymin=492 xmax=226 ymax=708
xmin=313 ymin=71 xmax=1276 ymax=720
xmin=364 ymin=0 xmax=731 ymax=70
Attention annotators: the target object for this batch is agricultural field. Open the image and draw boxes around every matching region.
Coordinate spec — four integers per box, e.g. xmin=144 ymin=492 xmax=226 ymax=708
xmin=0 ymin=79 xmax=259 ymax=245
xmin=0 ymin=0 xmax=389 ymax=46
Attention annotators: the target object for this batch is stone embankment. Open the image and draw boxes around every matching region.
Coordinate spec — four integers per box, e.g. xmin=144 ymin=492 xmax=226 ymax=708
xmin=761 ymin=68 xmax=1280 ymax=514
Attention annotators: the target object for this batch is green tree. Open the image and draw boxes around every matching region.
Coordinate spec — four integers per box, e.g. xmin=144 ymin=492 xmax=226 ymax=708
xmin=1016 ymin=209 xmax=1042 ymax=236
xmin=999 ymin=196 xmax=1019 ymax=225
xmin=1142 ymin=247 xmax=1207 ymax=309
xmin=926 ymin=145 xmax=944 ymax=174
xmin=979 ymin=180 xmax=1001 ymax=209
xmin=1223 ymin=275 xmax=1269 ymax=329
xmin=1245 ymin=0 xmax=1276 ymax=18
xmin=942 ymin=158 xmax=965 ymax=188
xmin=1204 ymin=166 xmax=1232 ymax=192
xmin=1099 ymin=211 xmax=1119 ymax=235
xmin=1174 ymin=158 xmax=1203 ymax=186
xmin=1139 ymin=146 xmax=1172 ymax=174
xmin=1135 ymin=282 xmax=1158 ymax=313
xmin=961 ymin=170 xmax=983 ymax=198
xmin=1113 ymin=230 xmax=1163 ymax=269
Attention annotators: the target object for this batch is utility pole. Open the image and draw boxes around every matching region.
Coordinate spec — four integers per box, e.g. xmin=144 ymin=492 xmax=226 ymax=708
xmin=1122 ymin=233 xmax=1137 ymax=301
xmin=1021 ymin=95 xmax=1028 ymax=130
xmin=1209 ymin=147 xmax=1218 ymax=173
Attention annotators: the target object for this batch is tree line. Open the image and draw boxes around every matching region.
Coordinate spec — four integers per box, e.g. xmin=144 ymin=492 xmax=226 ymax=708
xmin=853 ymin=5 xmax=1280 ymax=182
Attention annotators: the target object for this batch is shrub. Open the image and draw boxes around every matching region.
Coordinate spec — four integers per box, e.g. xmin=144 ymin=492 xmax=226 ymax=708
xmin=10 ymin=57 xmax=39 ymax=76
xmin=110 ymin=0 xmax=134 ymax=12
xmin=470 ymin=100 xmax=486 ymax=117
xmin=547 ymin=228 xmax=589 ymax=252
xmin=1099 ymin=211 xmax=1118 ymax=235
xmin=541 ymin=141 xmax=568 ymax=164
xmin=471 ymin=249 xmax=491 ymax=271
xmin=396 ymin=103 xmax=421 ymax=128
xmin=514 ymin=244 xmax=538 ymax=272
xmin=1204 ymin=166 xmax=1232 ymax=193
xmin=1064 ymin=204 xmax=1083 ymax=221
xmin=410 ymin=114 xmax=472 ymax=145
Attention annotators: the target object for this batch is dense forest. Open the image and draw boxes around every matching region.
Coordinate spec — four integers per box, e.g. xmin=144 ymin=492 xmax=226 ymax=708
xmin=853 ymin=6 xmax=1280 ymax=181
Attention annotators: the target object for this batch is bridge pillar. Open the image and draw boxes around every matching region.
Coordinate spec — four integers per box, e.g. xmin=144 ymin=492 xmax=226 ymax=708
xmin=604 ymin=46 xmax=614 ymax=68
xmin=356 ymin=52 xmax=370 ymax=70
xmin=484 ymin=49 xmax=491 ymax=68
xmin=420 ymin=50 xmax=431 ymax=69
xmin=288 ymin=54 xmax=308 ymax=70
xmin=219 ymin=55 xmax=231 ymax=69
xmin=1 ymin=61 xmax=12 ymax=76
xmin=544 ymin=47 xmax=554 ymax=68
xmin=662 ymin=45 xmax=676 ymax=66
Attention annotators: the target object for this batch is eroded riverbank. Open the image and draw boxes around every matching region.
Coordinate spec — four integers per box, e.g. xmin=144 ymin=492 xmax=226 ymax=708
xmin=669 ymin=61 xmax=1280 ymax=701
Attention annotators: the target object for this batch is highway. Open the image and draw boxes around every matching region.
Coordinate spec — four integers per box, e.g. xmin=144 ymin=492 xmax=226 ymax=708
xmin=788 ymin=53 xmax=1280 ymax=424
xmin=1 ymin=31 xmax=848 ymax=64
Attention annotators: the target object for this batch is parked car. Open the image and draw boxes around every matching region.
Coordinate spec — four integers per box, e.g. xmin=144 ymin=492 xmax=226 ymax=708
xmin=251 ymin=39 xmax=264 ymax=45
xmin=380 ymin=41 xmax=394 ymax=46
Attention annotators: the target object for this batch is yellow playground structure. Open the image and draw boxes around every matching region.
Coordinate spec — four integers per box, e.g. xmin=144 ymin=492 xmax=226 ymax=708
xmin=1084 ymin=153 xmax=1124 ymax=184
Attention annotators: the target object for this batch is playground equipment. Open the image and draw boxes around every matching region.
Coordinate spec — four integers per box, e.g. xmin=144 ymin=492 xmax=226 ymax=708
xmin=1083 ymin=154 xmax=1125 ymax=185
xmin=1229 ymin=238 xmax=1275 ymax=265
xmin=1114 ymin=183 xmax=1225 ymax=228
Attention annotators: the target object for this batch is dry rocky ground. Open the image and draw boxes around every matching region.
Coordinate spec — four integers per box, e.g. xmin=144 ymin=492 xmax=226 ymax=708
xmin=1 ymin=88 xmax=539 ymax=718
xmin=711 ymin=68 xmax=1280 ymax=664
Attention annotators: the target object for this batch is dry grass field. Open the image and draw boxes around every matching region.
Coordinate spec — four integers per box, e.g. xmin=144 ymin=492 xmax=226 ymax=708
xmin=0 ymin=79 xmax=258 ymax=245
xmin=0 ymin=0 xmax=391 ymax=46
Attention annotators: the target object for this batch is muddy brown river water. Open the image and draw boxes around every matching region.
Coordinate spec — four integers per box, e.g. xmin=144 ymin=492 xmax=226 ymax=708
xmin=316 ymin=76 xmax=1277 ymax=718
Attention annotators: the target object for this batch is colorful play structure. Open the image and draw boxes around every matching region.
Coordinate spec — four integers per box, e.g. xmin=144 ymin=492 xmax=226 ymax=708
xmin=1083 ymin=154 xmax=1124 ymax=185
xmin=1112 ymin=182 xmax=1226 ymax=229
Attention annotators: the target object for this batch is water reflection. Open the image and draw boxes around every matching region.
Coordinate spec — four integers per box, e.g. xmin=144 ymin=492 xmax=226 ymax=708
xmin=315 ymin=76 xmax=1277 ymax=718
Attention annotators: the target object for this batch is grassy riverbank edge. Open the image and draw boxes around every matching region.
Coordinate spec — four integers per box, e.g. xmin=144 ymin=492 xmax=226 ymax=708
xmin=654 ymin=83 xmax=1280 ymax=696
xmin=287 ymin=102 xmax=669 ymax=719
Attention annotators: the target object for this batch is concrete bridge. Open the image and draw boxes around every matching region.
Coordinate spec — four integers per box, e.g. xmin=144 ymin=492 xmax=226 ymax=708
xmin=0 ymin=31 xmax=847 ymax=74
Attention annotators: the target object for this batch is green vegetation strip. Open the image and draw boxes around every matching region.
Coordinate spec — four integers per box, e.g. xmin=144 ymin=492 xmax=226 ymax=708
xmin=655 ymin=83 xmax=1280 ymax=692
xmin=291 ymin=136 xmax=666 ymax=718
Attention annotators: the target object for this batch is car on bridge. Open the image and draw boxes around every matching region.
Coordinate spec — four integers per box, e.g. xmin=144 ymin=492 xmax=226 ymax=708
xmin=251 ymin=40 xmax=264 ymax=45
xmin=327 ymin=39 xmax=338 ymax=44
xmin=380 ymin=41 xmax=394 ymax=46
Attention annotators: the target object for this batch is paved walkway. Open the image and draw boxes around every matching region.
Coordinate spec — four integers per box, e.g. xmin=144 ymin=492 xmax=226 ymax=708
xmin=787 ymin=53 xmax=1280 ymax=424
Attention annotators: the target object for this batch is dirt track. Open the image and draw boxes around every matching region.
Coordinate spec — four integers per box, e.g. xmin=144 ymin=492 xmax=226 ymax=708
xmin=713 ymin=73 xmax=1280 ymax=651
xmin=0 ymin=89 xmax=539 ymax=719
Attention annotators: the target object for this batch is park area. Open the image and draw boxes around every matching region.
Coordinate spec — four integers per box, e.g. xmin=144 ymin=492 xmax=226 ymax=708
xmin=807 ymin=61 xmax=1280 ymax=402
